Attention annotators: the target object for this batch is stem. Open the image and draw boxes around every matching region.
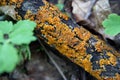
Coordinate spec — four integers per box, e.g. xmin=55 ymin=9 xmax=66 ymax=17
xmin=38 ymin=39 xmax=68 ymax=80
xmin=26 ymin=45 xmax=31 ymax=60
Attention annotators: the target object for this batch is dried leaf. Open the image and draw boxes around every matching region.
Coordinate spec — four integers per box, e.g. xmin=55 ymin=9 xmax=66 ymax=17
xmin=0 ymin=6 xmax=16 ymax=20
xmin=72 ymin=0 xmax=91 ymax=21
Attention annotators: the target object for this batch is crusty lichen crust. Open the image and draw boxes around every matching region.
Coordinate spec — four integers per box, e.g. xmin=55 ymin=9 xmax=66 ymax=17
xmin=1 ymin=0 xmax=120 ymax=80
xmin=0 ymin=0 xmax=23 ymax=7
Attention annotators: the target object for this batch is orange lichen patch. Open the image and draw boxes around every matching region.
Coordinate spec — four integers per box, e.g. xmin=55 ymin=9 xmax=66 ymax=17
xmin=94 ymin=39 xmax=114 ymax=52
xmin=16 ymin=14 xmax=22 ymax=20
xmin=24 ymin=10 xmax=35 ymax=21
xmin=73 ymin=41 xmax=86 ymax=55
xmin=116 ymin=73 xmax=120 ymax=80
xmin=0 ymin=0 xmax=7 ymax=5
xmin=42 ymin=24 xmax=55 ymax=31
xmin=73 ymin=27 xmax=91 ymax=41
xmin=95 ymin=41 xmax=103 ymax=52
xmin=99 ymin=52 xmax=117 ymax=67
xmin=82 ymin=54 xmax=92 ymax=71
xmin=107 ymin=52 xmax=117 ymax=66
xmin=94 ymin=40 xmax=108 ymax=52
xmin=0 ymin=0 xmax=23 ymax=6
xmin=93 ymin=71 xmax=102 ymax=80
xmin=99 ymin=59 xmax=111 ymax=67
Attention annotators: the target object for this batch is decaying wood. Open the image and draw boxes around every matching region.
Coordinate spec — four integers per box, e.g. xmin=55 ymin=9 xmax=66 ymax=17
xmin=1 ymin=0 xmax=120 ymax=80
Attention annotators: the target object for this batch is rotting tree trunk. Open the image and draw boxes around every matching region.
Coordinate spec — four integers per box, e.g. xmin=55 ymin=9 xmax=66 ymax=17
xmin=1 ymin=0 xmax=120 ymax=80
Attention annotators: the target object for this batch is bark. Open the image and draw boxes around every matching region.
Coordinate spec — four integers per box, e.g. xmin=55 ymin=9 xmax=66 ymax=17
xmin=1 ymin=0 xmax=120 ymax=80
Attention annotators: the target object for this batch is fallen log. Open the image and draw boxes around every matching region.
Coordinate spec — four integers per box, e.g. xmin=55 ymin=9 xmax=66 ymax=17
xmin=1 ymin=0 xmax=120 ymax=80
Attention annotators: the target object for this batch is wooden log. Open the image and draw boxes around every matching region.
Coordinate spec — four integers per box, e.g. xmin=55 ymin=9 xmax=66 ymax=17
xmin=1 ymin=0 xmax=120 ymax=80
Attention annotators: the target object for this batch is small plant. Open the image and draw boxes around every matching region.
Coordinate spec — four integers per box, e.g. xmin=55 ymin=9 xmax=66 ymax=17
xmin=0 ymin=20 xmax=36 ymax=74
xmin=55 ymin=0 xmax=64 ymax=11
xmin=56 ymin=3 xmax=64 ymax=11
xmin=102 ymin=13 xmax=120 ymax=36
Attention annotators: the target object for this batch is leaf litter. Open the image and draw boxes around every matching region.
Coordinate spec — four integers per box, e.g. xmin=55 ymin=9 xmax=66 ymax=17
xmin=0 ymin=0 xmax=120 ymax=80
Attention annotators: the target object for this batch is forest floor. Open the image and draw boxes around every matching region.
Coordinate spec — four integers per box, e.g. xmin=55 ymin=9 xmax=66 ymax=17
xmin=0 ymin=0 xmax=120 ymax=80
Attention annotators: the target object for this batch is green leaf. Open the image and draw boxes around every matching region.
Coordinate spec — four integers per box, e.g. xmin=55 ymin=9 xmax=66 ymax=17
xmin=0 ymin=20 xmax=36 ymax=74
xmin=0 ymin=43 xmax=19 ymax=73
xmin=13 ymin=20 xmax=36 ymax=31
xmin=9 ymin=28 xmax=36 ymax=45
xmin=56 ymin=3 xmax=64 ymax=10
xmin=0 ymin=31 xmax=4 ymax=43
xmin=0 ymin=21 xmax=13 ymax=34
xmin=9 ymin=20 xmax=37 ymax=45
xmin=102 ymin=14 xmax=120 ymax=36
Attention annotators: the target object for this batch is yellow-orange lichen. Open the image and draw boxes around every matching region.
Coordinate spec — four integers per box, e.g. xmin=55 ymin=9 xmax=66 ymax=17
xmin=99 ymin=59 xmax=111 ymax=67
xmin=94 ymin=38 xmax=114 ymax=53
xmin=73 ymin=27 xmax=91 ymax=41
xmin=0 ymin=0 xmax=23 ymax=6
xmin=82 ymin=54 xmax=92 ymax=71
xmin=0 ymin=0 xmax=6 ymax=6
xmin=24 ymin=10 xmax=35 ymax=21
xmin=116 ymin=73 xmax=120 ymax=80
xmin=107 ymin=52 xmax=117 ymax=66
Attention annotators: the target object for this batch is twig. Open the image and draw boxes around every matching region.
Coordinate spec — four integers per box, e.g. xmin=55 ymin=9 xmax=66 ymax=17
xmin=84 ymin=0 xmax=97 ymax=19
xmin=38 ymin=39 xmax=68 ymax=80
